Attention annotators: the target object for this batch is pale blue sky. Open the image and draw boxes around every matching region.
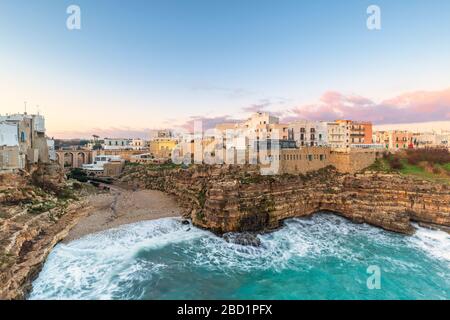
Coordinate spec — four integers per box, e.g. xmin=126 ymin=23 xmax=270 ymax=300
xmin=0 ymin=0 xmax=449 ymax=137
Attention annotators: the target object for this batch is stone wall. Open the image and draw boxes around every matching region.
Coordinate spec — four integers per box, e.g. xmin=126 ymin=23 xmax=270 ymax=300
xmin=329 ymin=150 xmax=378 ymax=173
xmin=279 ymin=147 xmax=330 ymax=174
xmin=0 ymin=146 xmax=20 ymax=171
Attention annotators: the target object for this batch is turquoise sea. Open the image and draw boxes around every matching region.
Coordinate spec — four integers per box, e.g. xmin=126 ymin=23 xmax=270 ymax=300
xmin=29 ymin=213 xmax=450 ymax=300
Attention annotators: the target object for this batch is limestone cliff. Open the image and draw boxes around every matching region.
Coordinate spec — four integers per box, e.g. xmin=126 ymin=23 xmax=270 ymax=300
xmin=0 ymin=164 xmax=92 ymax=300
xmin=120 ymin=165 xmax=450 ymax=235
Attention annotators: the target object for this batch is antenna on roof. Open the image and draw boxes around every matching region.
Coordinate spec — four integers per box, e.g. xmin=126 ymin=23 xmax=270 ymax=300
xmin=24 ymin=101 xmax=27 ymax=114
xmin=36 ymin=105 xmax=40 ymax=115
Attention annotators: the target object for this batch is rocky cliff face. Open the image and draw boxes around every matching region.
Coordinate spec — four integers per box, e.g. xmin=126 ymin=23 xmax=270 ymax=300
xmin=120 ymin=165 xmax=450 ymax=235
xmin=0 ymin=164 xmax=91 ymax=300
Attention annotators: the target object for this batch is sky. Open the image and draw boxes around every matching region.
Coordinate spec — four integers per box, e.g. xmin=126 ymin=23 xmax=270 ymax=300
xmin=0 ymin=0 xmax=449 ymax=138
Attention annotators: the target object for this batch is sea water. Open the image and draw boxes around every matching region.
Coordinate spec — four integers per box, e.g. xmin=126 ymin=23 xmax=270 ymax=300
xmin=29 ymin=213 xmax=450 ymax=300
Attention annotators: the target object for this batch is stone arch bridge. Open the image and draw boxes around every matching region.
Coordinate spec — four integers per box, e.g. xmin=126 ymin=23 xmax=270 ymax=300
xmin=55 ymin=150 xmax=93 ymax=169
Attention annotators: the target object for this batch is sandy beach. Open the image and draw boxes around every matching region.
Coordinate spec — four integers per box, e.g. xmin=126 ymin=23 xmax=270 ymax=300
xmin=64 ymin=186 xmax=185 ymax=242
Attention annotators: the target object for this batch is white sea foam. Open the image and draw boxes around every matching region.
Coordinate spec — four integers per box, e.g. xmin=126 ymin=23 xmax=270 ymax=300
xmin=29 ymin=214 xmax=450 ymax=300
xmin=29 ymin=218 xmax=206 ymax=299
xmin=409 ymin=225 xmax=450 ymax=263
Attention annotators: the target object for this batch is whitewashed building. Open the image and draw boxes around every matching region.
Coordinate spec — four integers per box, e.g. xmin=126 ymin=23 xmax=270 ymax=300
xmin=131 ymin=138 xmax=146 ymax=150
xmin=288 ymin=120 xmax=328 ymax=147
xmin=103 ymin=138 xmax=132 ymax=150
xmin=0 ymin=122 xmax=19 ymax=147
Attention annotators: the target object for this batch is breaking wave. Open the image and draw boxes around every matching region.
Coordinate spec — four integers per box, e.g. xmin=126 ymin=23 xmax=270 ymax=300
xmin=29 ymin=214 xmax=450 ymax=300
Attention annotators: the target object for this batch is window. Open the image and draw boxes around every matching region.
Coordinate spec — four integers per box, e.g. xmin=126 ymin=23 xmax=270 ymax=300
xmin=308 ymin=155 xmax=313 ymax=161
xmin=20 ymin=131 xmax=26 ymax=142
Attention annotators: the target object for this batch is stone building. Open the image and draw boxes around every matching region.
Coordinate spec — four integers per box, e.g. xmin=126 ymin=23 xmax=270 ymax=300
xmin=278 ymin=146 xmax=331 ymax=174
xmin=0 ymin=146 xmax=21 ymax=170
xmin=0 ymin=113 xmax=50 ymax=171
xmin=149 ymin=138 xmax=178 ymax=159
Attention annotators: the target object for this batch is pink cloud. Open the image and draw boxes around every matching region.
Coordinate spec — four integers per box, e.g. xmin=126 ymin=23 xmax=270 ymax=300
xmin=282 ymin=88 xmax=450 ymax=124
xmin=176 ymin=115 xmax=242 ymax=133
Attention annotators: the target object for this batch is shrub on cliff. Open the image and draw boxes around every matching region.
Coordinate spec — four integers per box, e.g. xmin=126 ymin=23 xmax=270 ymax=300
xmin=383 ymin=153 xmax=404 ymax=170
xmin=68 ymin=168 xmax=88 ymax=182
xmin=405 ymin=148 xmax=450 ymax=165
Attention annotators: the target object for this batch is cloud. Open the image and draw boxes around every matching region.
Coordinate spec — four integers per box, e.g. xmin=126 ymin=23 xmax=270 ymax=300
xmin=282 ymin=88 xmax=450 ymax=124
xmin=48 ymin=127 xmax=152 ymax=140
xmin=50 ymin=88 xmax=450 ymax=138
xmin=175 ymin=115 xmax=243 ymax=132
xmin=242 ymin=97 xmax=291 ymax=116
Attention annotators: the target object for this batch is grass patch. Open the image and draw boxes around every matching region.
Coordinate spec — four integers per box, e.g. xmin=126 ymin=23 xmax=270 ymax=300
xmin=369 ymin=154 xmax=450 ymax=185
xmin=440 ymin=163 xmax=450 ymax=172
xmin=29 ymin=201 xmax=57 ymax=214
xmin=398 ymin=160 xmax=450 ymax=185
xmin=145 ymin=162 xmax=183 ymax=171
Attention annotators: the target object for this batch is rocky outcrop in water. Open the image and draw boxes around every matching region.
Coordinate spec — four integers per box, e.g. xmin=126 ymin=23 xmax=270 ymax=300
xmin=120 ymin=164 xmax=450 ymax=235
xmin=223 ymin=232 xmax=261 ymax=247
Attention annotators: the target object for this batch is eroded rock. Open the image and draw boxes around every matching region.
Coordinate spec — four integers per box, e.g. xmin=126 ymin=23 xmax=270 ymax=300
xmin=223 ymin=232 xmax=261 ymax=247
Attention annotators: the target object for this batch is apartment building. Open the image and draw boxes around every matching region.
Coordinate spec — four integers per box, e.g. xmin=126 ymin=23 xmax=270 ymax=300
xmin=335 ymin=120 xmax=372 ymax=144
xmin=327 ymin=120 xmax=373 ymax=151
xmin=327 ymin=121 xmax=348 ymax=150
xmin=374 ymin=131 xmax=414 ymax=150
xmin=130 ymin=138 xmax=147 ymax=150
xmin=288 ymin=120 xmax=328 ymax=147
xmin=103 ymin=138 xmax=132 ymax=150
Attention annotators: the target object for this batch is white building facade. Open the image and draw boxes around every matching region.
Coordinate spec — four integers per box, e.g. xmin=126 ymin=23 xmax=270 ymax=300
xmin=288 ymin=120 xmax=328 ymax=147
xmin=103 ymin=138 xmax=132 ymax=150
